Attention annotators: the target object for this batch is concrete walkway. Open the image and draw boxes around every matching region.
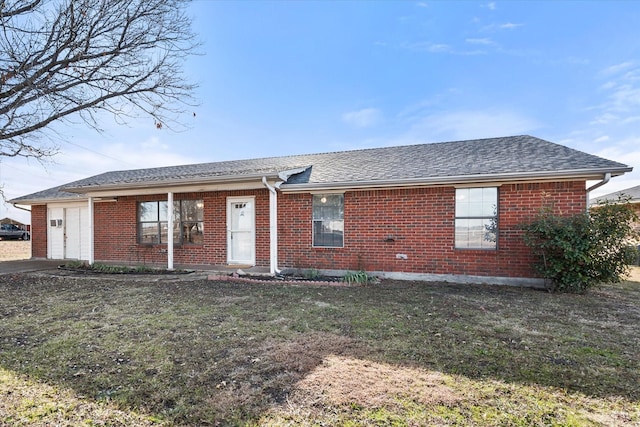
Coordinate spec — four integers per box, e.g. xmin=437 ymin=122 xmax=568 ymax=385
xmin=0 ymin=259 xmax=272 ymax=277
xmin=0 ymin=259 xmax=62 ymax=274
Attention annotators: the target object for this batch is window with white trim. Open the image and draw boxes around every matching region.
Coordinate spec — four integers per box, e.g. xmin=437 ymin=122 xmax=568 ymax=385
xmin=312 ymin=194 xmax=344 ymax=247
xmin=455 ymin=187 xmax=497 ymax=249
xmin=138 ymin=200 xmax=204 ymax=244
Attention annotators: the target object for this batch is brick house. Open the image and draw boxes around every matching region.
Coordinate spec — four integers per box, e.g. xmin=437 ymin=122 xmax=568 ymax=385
xmin=590 ymin=184 xmax=640 ymax=249
xmin=9 ymin=135 xmax=632 ymax=286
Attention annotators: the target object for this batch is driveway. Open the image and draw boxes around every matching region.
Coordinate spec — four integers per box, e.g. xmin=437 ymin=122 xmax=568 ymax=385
xmin=0 ymin=259 xmax=62 ymax=274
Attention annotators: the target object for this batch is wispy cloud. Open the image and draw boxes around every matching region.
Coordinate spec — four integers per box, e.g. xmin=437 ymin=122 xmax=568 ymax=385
xmin=483 ymin=2 xmax=497 ymax=10
xmin=403 ymin=109 xmax=541 ymax=141
xmin=601 ymin=61 xmax=634 ymax=76
xmin=342 ymin=108 xmax=383 ymax=128
xmin=500 ymin=22 xmax=523 ymax=30
xmin=481 ymin=22 xmax=524 ymax=32
xmin=393 ymin=41 xmax=486 ymax=56
xmin=465 ymin=38 xmax=495 ymax=46
xmin=592 ymin=64 xmax=640 ymax=123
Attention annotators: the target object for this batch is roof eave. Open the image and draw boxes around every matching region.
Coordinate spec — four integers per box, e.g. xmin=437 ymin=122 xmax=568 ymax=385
xmin=8 ymin=195 xmax=88 ymax=205
xmin=280 ymin=167 xmax=633 ymax=193
xmin=62 ymin=171 xmax=289 ymax=194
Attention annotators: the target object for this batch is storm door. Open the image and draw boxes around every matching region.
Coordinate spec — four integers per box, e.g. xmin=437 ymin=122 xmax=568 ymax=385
xmin=227 ymin=197 xmax=255 ymax=265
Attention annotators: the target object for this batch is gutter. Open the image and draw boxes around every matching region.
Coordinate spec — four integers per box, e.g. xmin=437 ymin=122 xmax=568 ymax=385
xmin=11 ymin=203 xmax=32 ymax=213
xmin=279 ymin=167 xmax=632 ymax=193
xmin=262 ymin=176 xmax=281 ymax=275
xmin=62 ymin=168 xmax=309 ymax=194
xmin=586 ymin=172 xmax=611 ymax=207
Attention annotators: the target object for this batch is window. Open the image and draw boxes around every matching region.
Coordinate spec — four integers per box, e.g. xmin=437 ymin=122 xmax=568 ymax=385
xmin=138 ymin=200 xmax=204 ymax=244
xmin=455 ymin=187 xmax=497 ymax=249
xmin=313 ymin=194 xmax=344 ymax=247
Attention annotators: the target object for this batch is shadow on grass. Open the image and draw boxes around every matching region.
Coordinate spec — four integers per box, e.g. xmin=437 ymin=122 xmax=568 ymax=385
xmin=1 ymin=273 xmax=639 ymax=425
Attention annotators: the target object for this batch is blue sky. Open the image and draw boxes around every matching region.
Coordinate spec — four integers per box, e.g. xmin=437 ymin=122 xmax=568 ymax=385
xmin=3 ymin=0 xmax=640 ymax=223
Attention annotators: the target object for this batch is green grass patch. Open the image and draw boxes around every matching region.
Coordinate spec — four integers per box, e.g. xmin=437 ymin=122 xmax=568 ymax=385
xmin=1 ymin=273 xmax=639 ymax=425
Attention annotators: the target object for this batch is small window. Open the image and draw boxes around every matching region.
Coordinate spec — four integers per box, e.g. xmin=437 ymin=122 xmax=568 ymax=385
xmin=138 ymin=200 xmax=204 ymax=245
xmin=313 ymin=194 xmax=344 ymax=247
xmin=455 ymin=187 xmax=497 ymax=249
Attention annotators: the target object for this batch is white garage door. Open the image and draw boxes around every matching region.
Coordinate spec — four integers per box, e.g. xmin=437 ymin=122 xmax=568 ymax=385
xmin=48 ymin=204 xmax=90 ymax=260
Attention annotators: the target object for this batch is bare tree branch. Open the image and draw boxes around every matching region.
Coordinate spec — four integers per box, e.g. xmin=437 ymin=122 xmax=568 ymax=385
xmin=0 ymin=0 xmax=199 ymax=159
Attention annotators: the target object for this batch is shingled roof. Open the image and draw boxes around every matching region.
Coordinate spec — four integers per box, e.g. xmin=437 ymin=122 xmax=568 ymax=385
xmin=10 ymin=135 xmax=632 ymax=203
xmin=591 ymin=184 xmax=640 ymax=205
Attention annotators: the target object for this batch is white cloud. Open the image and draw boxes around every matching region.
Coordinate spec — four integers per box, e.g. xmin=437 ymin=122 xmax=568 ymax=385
xmin=342 ymin=108 xmax=383 ymax=128
xmin=396 ymin=41 xmax=486 ymax=56
xmin=593 ymin=135 xmax=610 ymax=144
xmin=500 ymin=22 xmax=523 ymax=30
xmin=485 ymin=2 xmax=497 ymax=10
xmin=404 ymin=109 xmax=541 ymax=141
xmin=601 ymin=61 xmax=634 ymax=76
xmin=465 ymin=38 xmax=494 ymax=45
xmin=609 ymin=84 xmax=640 ymax=111
xmin=481 ymin=22 xmax=524 ymax=32
xmin=589 ymin=112 xmax=619 ymax=126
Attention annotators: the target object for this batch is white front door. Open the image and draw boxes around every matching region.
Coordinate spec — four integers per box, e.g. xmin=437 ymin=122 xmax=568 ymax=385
xmin=227 ymin=197 xmax=255 ymax=265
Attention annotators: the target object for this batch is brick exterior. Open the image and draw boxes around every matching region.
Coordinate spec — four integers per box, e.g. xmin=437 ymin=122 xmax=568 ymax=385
xmin=30 ymin=205 xmax=48 ymax=258
xmin=279 ymin=181 xmax=586 ymax=278
xmin=92 ymin=190 xmax=271 ymax=266
xmin=31 ymin=180 xmax=587 ymax=278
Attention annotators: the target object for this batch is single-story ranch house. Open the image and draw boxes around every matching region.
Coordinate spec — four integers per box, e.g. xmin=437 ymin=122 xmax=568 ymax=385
xmin=590 ymin=184 xmax=640 ymax=246
xmin=10 ymin=135 xmax=633 ymax=286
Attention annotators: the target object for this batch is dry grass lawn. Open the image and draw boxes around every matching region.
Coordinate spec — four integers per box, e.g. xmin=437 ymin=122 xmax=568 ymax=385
xmin=0 ymin=270 xmax=639 ymax=426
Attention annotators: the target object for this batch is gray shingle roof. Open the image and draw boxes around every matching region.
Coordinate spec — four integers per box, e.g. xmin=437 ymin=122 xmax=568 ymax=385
xmin=591 ymin=184 xmax=640 ymax=204
xmin=10 ymin=135 xmax=632 ymax=203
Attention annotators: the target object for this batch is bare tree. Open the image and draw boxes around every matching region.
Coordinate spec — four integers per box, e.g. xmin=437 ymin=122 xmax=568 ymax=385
xmin=0 ymin=0 xmax=199 ymax=159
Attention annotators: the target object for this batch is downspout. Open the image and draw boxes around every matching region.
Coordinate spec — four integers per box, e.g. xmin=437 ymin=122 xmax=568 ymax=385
xmin=88 ymin=197 xmax=94 ymax=265
xmin=262 ymin=176 xmax=281 ymax=275
xmin=586 ymin=172 xmax=611 ymax=209
xmin=11 ymin=203 xmax=31 ymax=213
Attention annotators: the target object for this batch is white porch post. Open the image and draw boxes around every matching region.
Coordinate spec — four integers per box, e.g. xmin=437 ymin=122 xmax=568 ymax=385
xmin=167 ymin=192 xmax=174 ymax=271
xmin=88 ymin=197 xmax=94 ymax=265
xmin=262 ymin=177 xmax=280 ymax=275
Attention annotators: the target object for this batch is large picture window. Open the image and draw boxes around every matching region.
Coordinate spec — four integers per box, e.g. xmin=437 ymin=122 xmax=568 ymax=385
xmin=138 ymin=200 xmax=204 ymax=245
xmin=313 ymin=194 xmax=344 ymax=247
xmin=455 ymin=187 xmax=497 ymax=249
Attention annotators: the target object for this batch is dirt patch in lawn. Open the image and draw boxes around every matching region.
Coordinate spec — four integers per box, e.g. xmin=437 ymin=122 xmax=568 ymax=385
xmin=290 ymin=355 xmax=460 ymax=408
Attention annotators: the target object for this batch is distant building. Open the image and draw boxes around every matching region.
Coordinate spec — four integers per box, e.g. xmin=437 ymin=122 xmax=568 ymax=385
xmin=0 ymin=217 xmax=30 ymax=232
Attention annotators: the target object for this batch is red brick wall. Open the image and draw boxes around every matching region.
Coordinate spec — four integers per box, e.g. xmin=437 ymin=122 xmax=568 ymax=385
xmin=278 ymin=181 xmax=587 ymax=278
xmin=30 ymin=205 xmax=48 ymax=258
xmin=93 ymin=190 xmax=271 ymax=266
xmin=37 ymin=180 xmax=586 ymax=278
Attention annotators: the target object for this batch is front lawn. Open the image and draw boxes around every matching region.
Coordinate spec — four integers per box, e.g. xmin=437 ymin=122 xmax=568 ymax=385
xmin=1 ymin=270 xmax=639 ymax=426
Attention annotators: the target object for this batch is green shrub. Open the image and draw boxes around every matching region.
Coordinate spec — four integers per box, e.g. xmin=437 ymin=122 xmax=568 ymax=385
xmin=343 ymin=270 xmax=372 ymax=285
xmin=522 ymin=197 xmax=638 ymax=293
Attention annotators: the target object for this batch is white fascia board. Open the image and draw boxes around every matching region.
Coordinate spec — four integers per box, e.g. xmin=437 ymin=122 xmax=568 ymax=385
xmin=279 ymin=167 xmax=633 ymax=193
xmin=64 ymin=173 xmax=287 ymax=198
xmin=62 ymin=168 xmax=310 ymax=197
xmin=8 ymin=196 xmax=87 ymax=205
